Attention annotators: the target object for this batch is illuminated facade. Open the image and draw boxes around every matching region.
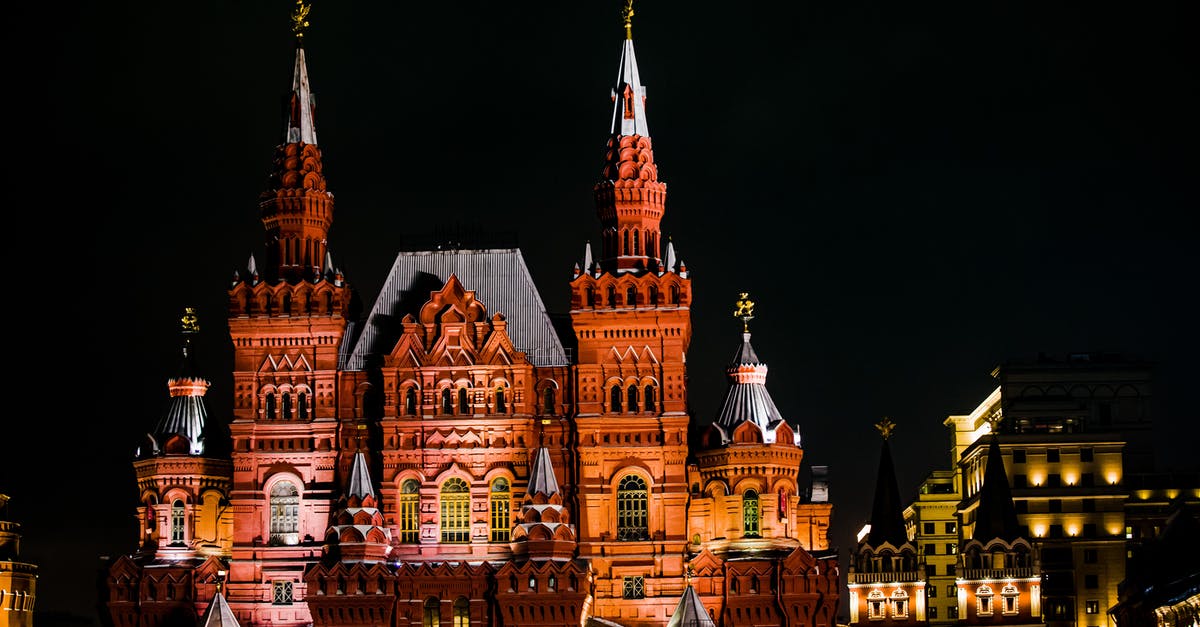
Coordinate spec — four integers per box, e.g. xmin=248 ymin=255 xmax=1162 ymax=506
xmin=904 ymin=470 xmax=959 ymax=624
xmin=0 ymin=495 xmax=37 ymax=627
xmin=103 ymin=5 xmax=839 ymax=627
xmin=849 ymin=421 xmax=926 ymax=627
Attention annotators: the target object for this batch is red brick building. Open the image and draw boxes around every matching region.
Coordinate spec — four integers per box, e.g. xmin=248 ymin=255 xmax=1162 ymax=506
xmin=103 ymin=4 xmax=838 ymax=626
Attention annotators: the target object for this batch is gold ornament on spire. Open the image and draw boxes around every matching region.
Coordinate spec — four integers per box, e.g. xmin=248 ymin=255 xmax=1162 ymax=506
xmin=291 ymin=0 xmax=312 ymax=41
xmin=180 ymin=307 xmax=200 ymax=334
xmin=622 ymin=0 xmax=635 ymax=40
xmin=875 ymin=417 xmax=896 ymax=440
xmin=734 ymin=292 xmax=755 ymax=332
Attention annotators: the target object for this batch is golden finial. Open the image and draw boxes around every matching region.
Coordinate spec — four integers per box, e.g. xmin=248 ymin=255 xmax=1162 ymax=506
xmin=621 ymin=0 xmax=635 ymax=40
xmin=734 ymin=292 xmax=755 ymax=332
xmin=180 ymin=307 xmax=200 ymax=334
xmin=875 ymin=417 xmax=896 ymax=440
xmin=291 ymin=0 xmax=312 ymax=41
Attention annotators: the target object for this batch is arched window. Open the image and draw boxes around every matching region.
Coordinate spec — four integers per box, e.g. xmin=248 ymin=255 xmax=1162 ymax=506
xmin=423 ymin=597 xmax=440 ymax=627
xmin=458 ymin=388 xmax=470 ymax=414
xmin=399 ymin=479 xmax=420 ymax=543
xmin=170 ymin=500 xmax=185 ymax=545
xmin=542 ymin=387 xmax=555 ymax=414
xmin=490 ymin=478 xmax=511 ymax=542
xmin=670 ymin=285 xmax=680 ymax=304
xmin=265 ymin=393 xmax=277 ymax=420
xmin=283 ymin=294 xmax=292 ymax=315
xmin=627 ymin=386 xmax=638 ymax=413
xmin=743 ymin=489 xmax=760 ymax=537
xmin=611 ymin=386 xmax=623 ymax=413
xmin=405 ymin=388 xmax=417 ymax=416
xmin=453 ymin=597 xmax=470 ymax=627
xmin=626 ymin=286 xmax=637 ymax=306
xmin=548 ymin=574 xmax=557 ymax=592
xmin=282 ymin=393 xmax=292 ymax=420
xmin=623 ymin=230 xmax=630 ymax=256
xmin=608 ymin=286 xmax=617 ymax=307
xmin=495 ymin=388 xmax=506 ymax=414
xmin=632 ymin=229 xmax=640 ymax=255
xmin=440 ymin=478 xmax=470 ymax=543
xmin=269 ymin=481 xmax=300 ymax=545
xmin=648 ymin=285 xmax=658 ymax=305
xmin=585 ymin=287 xmax=595 ymax=307
xmin=441 ymin=388 xmax=453 ymax=415
xmin=617 ymin=475 xmax=648 ymax=541
xmin=644 ymin=385 xmax=655 ymax=412
xmin=297 ymin=392 xmax=308 ymax=420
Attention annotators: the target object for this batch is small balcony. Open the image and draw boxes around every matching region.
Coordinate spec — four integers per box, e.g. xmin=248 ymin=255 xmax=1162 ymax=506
xmin=961 ymin=567 xmax=1036 ymax=579
xmin=849 ymin=571 xmax=922 ymax=584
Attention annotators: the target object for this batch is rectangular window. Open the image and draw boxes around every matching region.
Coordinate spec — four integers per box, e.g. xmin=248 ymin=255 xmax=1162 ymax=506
xmin=928 ymin=585 xmax=938 ymax=598
xmin=1049 ymin=499 xmax=1063 ymax=513
xmin=1084 ymin=549 xmax=1098 ymax=564
xmin=1080 ymin=447 xmax=1094 ymax=462
xmin=272 ymin=581 xmax=293 ymax=605
xmin=925 ymin=543 xmax=937 ymax=555
xmin=1012 ymin=449 xmax=1026 ymax=464
xmin=1047 ymin=473 xmax=1062 ymax=487
xmin=946 ymin=543 xmax=957 ymax=555
xmin=399 ymin=493 xmax=419 ymax=543
xmin=622 ymin=576 xmax=645 ymax=600
xmin=924 ymin=522 xmax=936 ymax=534
xmin=869 ymin=600 xmax=885 ymax=620
xmin=926 ymin=564 xmax=937 ymax=577
xmin=948 ymin=606 xmax=959 ymax=619
xmin=892 ymin=599 xmax=908 ymax=619
xmin=948 ymin=584 xmax=957 ymax=597
xmin=1086 ymin=600 xmax=1100 ymax=614
xmin=928 ymin=606 xmax=938 ymax=619
xmin=945 ymin=522 xmax=957 ymax=534
xmin=1047 ymin=448 xmax=1060 ymax=462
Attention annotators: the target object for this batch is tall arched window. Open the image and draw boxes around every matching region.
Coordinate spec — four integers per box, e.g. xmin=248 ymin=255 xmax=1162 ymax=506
xmin=617 ymin=475 xmax=648 ymax=541
xmin=423 ymin=597 xmax=440 ymax=627
xmin=632 ymin=229 xmax=640 ymax=255
xmin=585 ymin=287 xmax=595 ymax=307
xmin=623 ymin=230 xmax=630 ymax=256
xmin=626 ymin=286 xmax=637 ymax=306
xmin=324 ymin=292 xmax=333 ymax=314
xmin=441 ymin=389 xmax=453 ymax=415
xmin=269 ymin=481 xmax=300 ymax=545
xmin=490 ymin=478 xmax=511 ymax=542
xmin=648 ymin=285 xmax=658 ymax=305
xmin=495 ymin=388 xmax=506 ymax=414
xmin=282 ymin=393 xmax=293 ymax=420
xmin=543 ymin=388 xmax=555 ymax=414
xmin=611 ymin=386 xmax=623 ymax=413
xmin=644 ymin=385 xmax=656 ymax=412
xmin=399 ymin=479 xmax=420 ymax=543
xmin=265 ymin=393 xmax=277 ymax=420
xmin=453 ymin=597 xmax=470 ymax=627
xmin=170 ymin=500 xmax=185 ymax=545
xmin=627 ymin=386 xmax=638 ymax=413
xmin=670 ymin=285 xmax=680 ymax=304
xmin=405 ymin=388 xmax=417 ymax=416
xmin=608 ymin=286 xmax=617 ymax=307
xmin=458 ymin=388 xmax=470 ymax=414
xmin=297 ymin=392 xmax=308 ymax=420
xmin=440 ymin=478 xmax=470 ymax=543
xmin=743 ymin=489 xmax=760 ymax=537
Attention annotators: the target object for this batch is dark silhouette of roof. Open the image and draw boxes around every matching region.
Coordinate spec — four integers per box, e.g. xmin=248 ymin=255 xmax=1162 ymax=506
xmin=972 ymin=433 xmax=1022 ymax=543
xmin=867 ymin=438 xmax=908 ymax=547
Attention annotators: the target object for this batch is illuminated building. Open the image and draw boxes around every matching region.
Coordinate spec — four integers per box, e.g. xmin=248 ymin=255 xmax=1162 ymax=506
xmin=0 ymin=494 xmax=37 ymax=627
xmin=849 ymin=419 xmax=926 ymax=626
xmin=102 ymin=3 xmax=839 ymax=626
xmin=904 ymin=470 xmax=959 ymax=624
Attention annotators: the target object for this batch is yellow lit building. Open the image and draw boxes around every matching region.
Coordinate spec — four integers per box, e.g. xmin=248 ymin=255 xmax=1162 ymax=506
xmin=0 ymin=494 xmax=37 ymax=627
xmin=905 ymin=469 xmax=961 ymax=624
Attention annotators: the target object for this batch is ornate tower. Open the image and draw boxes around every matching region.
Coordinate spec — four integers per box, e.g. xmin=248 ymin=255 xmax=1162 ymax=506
xmin=105 ymin=309 xmax=233 ymax=626
xmin=956 ymin=424 xmax=1041 ymax=626
xmin=687 ymin=296 xmax=840 ymax=627
xmin=222 ymin=4 xmax=353 ymax=623
xmin=568 ymin=2 xmax=694 ymax=624
xmin=0 ymin=494 xmax=37 ymax=627
xmin=849 ymin=419 xmax=926 ymax=626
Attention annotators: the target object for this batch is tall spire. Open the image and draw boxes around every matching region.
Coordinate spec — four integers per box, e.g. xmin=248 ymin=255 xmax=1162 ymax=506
xmin=200 ymin=589 xmax=241 ymax=627
xmin=667 ymin=584 xmax=715 ymax=627
xmin=526 ymin=447 xmax=561 ymax=498
xmin=971 ymin=430 xmax=1021 ymax=542
xmin=148 ymin=308 xmax=212 ymax=456
xmin=594 ymin=0 xmax=667 ymax=273
xmin=259 ymin=0 xmax=335 ymax=282
xmin=865 ymin=418 xmax=908 ymax=547
xmin=711 ymin=295 xmax=796 ymax=445
xmin=346 ymin=451 xmax=375 ymax=500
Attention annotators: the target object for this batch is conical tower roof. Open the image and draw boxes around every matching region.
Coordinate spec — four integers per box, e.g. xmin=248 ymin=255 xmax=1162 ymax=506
xmin=200 ymin=590 xmax=241 ymax=627
xmin=527 ymin=447 xmax=560 ymax=498
xmin=150 ymin=308 xmax=211 ymax=456
xmin=971 ymin=433 xmax=1021 ymax=542
xmin=346 ymin=451 xmax=375 ymax=500
xmin=866 ymin=421 xmax=908 ymax=547
xmin=667 ymin=584 xmax=715 ymax=627
xmin=711 ymin=296 xmax=795 ymax=445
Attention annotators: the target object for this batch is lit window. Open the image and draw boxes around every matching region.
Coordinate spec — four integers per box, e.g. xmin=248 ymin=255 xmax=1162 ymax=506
xmin=272 ymin=581 xmax=293 ymax=605
xmin=170 ymin=500 xmax=186 ymax=545
xmin=1086 ymin=600 xmax=1100 ymax=614
xmin=423 ymin=597 xmax=439 ymax=627
xmin=868 ymin=590 xmax=885 ymax=620
xmin=490 ymin=478 xmax=511 ymax=542
xmin=891 ymin=589 xmax=909 ymax=618
xmin=622 ymin=576 xmax=645 ymax=599
xmin=453 ymin=597 xmax=470 ymax=627
xmin=617 ymin=475 xmax=648 ymax=540
xmin=399 ymin=479 xmax=420 ymax=543
xmin=945 ymin=522 xmax=957 ymax=534
xmin=269 ymin=481 xmax=300 ymax=545
xmin=946 ymin=542 xmax=957 ymax=554
xmin=948 ymin=606 xmax=959 ymax=619
xmin=440 ymin=478 xmax=470 ymax=543
xmin=743 ymin=489 xmax=760 ymax=537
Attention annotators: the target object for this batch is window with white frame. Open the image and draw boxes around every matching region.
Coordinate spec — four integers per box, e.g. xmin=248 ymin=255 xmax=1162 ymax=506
xmin=977 ymin=584 xmax=994 ymax=616
xmin=867 ymin=590 xmax=885 ymax=620
xmin=1001 ymin=585 xmax=1019 ymax=615
xmin=269 ymin=481 xmax=300 ymax=545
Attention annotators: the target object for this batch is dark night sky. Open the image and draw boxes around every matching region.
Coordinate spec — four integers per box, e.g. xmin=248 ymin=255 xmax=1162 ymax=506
xmin=11 ymin=0 xmax=1198 ymax=619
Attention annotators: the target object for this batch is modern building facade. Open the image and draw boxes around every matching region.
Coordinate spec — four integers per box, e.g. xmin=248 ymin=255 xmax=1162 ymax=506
xmin=102 ymin=4 xmax=839 ymax=626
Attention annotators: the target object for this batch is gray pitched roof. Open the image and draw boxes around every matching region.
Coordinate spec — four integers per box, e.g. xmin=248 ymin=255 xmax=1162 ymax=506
xmin=347 ymin=451 xmax=375 ymax=499
xmin=343 ymin=249 xmax=568 ymax=370
xmin=667 ymin=585 xmax=715 ymax=627
xmin=152 ymin=394 xmax=209 ymax=455
xmin=713 ymin=332 xmax=786 ymax=441
xmin=527 ymin=448 xmax=560 ymax=497
xmin=201 ymin=591 xmax=241 ymax=627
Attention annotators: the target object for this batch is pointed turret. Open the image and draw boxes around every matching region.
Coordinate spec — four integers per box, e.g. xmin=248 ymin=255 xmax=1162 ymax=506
xmin=200 ymin=589 xmax=241 ymax=627
xmin=323 ymin=451 xmax=391 ymax=563
xmin=709 ymin=294 xmax=797 ymax=445
xmin=971 ymin=432 xmax=1021 ymax=542
xmin=346 ymin=449 xmax=375 ymax=500
xmin=667 ymin=584 xmax=715 ymax=627
xmin=146 ymin=308 xmax=212 ymax=456
xmin=865 ymin=419 xmax=908 ymax=548
xmin=593 ymin=0 xmax=668 ymax=273
xmin=510 ymin=447 xmax=576 ymax=561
